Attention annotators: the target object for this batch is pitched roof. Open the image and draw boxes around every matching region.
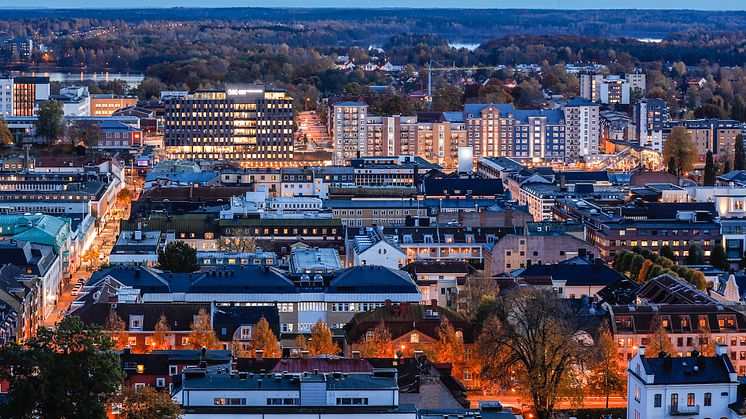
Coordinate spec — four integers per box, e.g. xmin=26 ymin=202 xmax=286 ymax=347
xmin=237 ymin=356 xmax=374 ymax=374
xmin=515 ymin=260 xmax=625 ymax=287
xmin=638 ymin=353 xmax=736 ymax=385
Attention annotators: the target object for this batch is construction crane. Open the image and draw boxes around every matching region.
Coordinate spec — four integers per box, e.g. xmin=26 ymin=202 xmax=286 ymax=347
xmin=425 ymin=59 xmax=504 ymax=107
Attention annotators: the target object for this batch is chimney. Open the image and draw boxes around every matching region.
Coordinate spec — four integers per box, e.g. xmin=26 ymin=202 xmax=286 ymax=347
xmin=123 ymin=345 xmax=131 ymax=356
xmin=201 ymin=346 xmax=207 ymax=358
xmin=256 ymin=349 xmax=264 ymax=361
xmin=352 ymin=350 xmax=361 ymax=359
xmin=301 ymin=350 xmax=309 ymax=359
xmin=716 ymin=343 xmax=729 ymax=356
xmin=637 ymin=345 xmax=645 ymax=357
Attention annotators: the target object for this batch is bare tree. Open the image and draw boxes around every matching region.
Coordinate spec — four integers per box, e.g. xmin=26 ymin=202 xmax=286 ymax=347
xmin=477 ymin=288 xmax=587 ymax=419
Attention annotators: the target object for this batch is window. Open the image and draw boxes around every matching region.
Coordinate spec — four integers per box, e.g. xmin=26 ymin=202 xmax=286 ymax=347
xmin=634 ymin=385 xmax=641 ymax=402
xmin=156 ymin=377 xmax=166 ymax=387
xmin=239 ymin=326 xmax=252 ymax=340
xmin=266 ymin=398 xmax=298 ymax=406
xmin=654 ymin=393 xmax=662 ymax=407
xmin=410 ymin=333 xmax=420 ymax=343
xmin=216 ymin=398 xmax=247 ymax=406
xmin=687 ymin=393 xmax=695 ymax=407
xmin=129 ymin=315 xmax=144 ymax=331
xmin=704 ymin=392 xmax=711 ymax=406
xmin=336 ymin=398 xmax=368 ymax=406
xmin=671 ymin=393 xmax=678 ymax=409
xmin=169 ymin=366 xmax=178 ymax=376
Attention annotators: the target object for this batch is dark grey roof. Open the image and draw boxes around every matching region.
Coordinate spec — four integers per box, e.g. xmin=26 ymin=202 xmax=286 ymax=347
xmin=637 ymin=353 xmax=736 ymax=385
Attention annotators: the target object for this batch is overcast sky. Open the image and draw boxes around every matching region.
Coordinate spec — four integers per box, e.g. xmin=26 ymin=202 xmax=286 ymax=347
xmin=1 ymin=0 xmax=745 ymax=10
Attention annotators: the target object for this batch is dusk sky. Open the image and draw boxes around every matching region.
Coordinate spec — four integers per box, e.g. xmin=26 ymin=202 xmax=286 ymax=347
xmin=1 ymin=0 xmax=745 ymax=9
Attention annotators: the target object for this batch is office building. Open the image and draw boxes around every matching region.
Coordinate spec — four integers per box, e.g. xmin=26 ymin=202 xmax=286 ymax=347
xmin=164 ymin=84 xmax=294 ymax=167
xmin=89 ymin=94 xmax=138 ymax=116
xmin=0 ymin=76 xmax=50 ymax=117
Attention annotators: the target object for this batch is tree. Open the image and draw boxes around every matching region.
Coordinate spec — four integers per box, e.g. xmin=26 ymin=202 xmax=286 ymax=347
xmin=696 ymin=323 xmax=716 ymax=356
xmin=119 ymin=386 xmax=182 ymax=419
xmin=637 ymin=259 xmax=654 ymax=283
xmin=663 ymin=126 xmax=697 ymax=176
xmin=430 ymin=317 xmax=466 ymax=377
xmin=157 ymin=241 xmax=199 ymax=273
xmin=477 ymin=288 xmax=586 ymax=419
xmin=293 ymin=335 xmax=308 ymax=355
xmin=307 ymin=320 xmax=340 ymax=356
xmin=66 ymin=119 xmax=101 ymax=148
xmin=588 ymin=323 xmax=626 ymax=410
xmin=216 ymin=228 xmax=257 ymax=253
xmin=105 ymin=306 xmax=129 ymax=350
xmin=628 ymin=254 xmax=645 ymax=278
xmin=667 ymin=155 xmax=677 ymax=175
xmin=188 ymin=308 xmax=221 ymax=350
xmin=34 ymin=99 xmax=64 ymax=142
xmin=431 ymin=85 xmax=463 ymax=111
xmin=135 ymin=77 xmax=165 ymax=100
xmin=736 ymin=134 xmax=745 ymax=171
xmin=81 ymin=245 xmax=100 ymax=268
xmin=0 ymin=317 xmax=124 ymax=419
xmin=247 ymin=317 xmax=281 ymax=358
xmin=660 ymin=245 xmax=675 ymax=261
xmin=710 ymin=245 xmax=729 ymax=271
xmin=457 ymin=275 xmax=500 ymax=319
xmin=150 ymin=314 xmax=172 ymax=351
xmin=0 ymin=119 xmax=13 ymax=146
xmin=116 ymin=188 xmax=133 ymax=207
xmin=353 ymin=321 xmax=393 ymax=358
xmin=686 ymin=243 xmax=705 ymax=265
xmin=645 ymin=315 xmax=675 ymax=356
xmin=704 ymin=150 xmax=717 ymax=186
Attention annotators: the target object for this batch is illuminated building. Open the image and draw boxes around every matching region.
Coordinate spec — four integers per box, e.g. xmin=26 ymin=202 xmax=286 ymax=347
xmin=163 ymin=84 xmax=294 ymax=167
xmin=0 ymin=76 xmax=50 ymax=117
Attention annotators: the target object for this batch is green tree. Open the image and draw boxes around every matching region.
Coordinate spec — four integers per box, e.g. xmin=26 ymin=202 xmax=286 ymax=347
xmin=660 ymin=246 xmax=675 ymax=261
xmin=188 ymin=308 xmax=221 ymax=350
xmin=477 ymin=288 xmax=586 ymax=419
xmin=34 ymin=99 xmax=64 ymax=142
xmin=663 ymin=126 xmax=697 ymax=176
xmin=686 ymin=243 xmax=705 ymax=265
xmin=0 ymin=119 xmax=13 ymax=146
xmin=703 ymin=150 xmax=716 ymax=186
xmin=307 ymin=320 xmax=340 ymax=356
xmin=628 ymin=254 xmax=645 ymax=278
xmin=736 ymin=134 xmax=745 ymax=171
xmin=432 ymin=85 xmax=463 ymax=111
xmin=0 ymin=316 xmax=124 ymax=419
xmin=710 ymin=245 xmax=729 ymax=271
xmin=157 ymin=241 xmax=199 ymax=273
xmin=589 ymin=323 xmax=626 ymax=410
xmin=119 ymin=386 xmax=182 ymax=419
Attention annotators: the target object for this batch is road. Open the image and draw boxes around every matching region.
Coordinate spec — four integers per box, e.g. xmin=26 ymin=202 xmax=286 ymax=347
xmin=468 ymin=392 xmax=626 ymax=413
xmin=41 ymin=179 xmax=141 ymax=328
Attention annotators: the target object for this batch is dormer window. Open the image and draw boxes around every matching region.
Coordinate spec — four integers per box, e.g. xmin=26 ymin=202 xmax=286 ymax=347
xmin=129 ymin=315 xmax=144 ymax=331
xmin=239 ymin=326 xmax=252 ymax=340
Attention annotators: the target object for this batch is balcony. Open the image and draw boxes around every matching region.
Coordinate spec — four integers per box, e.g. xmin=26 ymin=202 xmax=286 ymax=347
xmin=670 ymin=405 xmax=699 ymax=415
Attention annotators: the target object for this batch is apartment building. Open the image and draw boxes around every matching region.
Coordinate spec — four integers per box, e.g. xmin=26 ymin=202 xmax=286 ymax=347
xmin=330 ymin=102 xmax=368 ymax=164
xmin=164 ymin=85 xmax=294 ymax=166
xmin=580 ymin=71 xmax=645 ymax=104
xmin=663 ymin=119 xmax=744 ymax=161
xmin=562 ymin=98 xmax=601 ymax=158
xmin=633 ymin=98 xmax=668 ymax=151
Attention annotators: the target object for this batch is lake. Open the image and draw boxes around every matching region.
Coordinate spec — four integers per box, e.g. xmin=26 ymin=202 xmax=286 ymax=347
xmin=3 ymin=70 xmax=145 ymax=86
